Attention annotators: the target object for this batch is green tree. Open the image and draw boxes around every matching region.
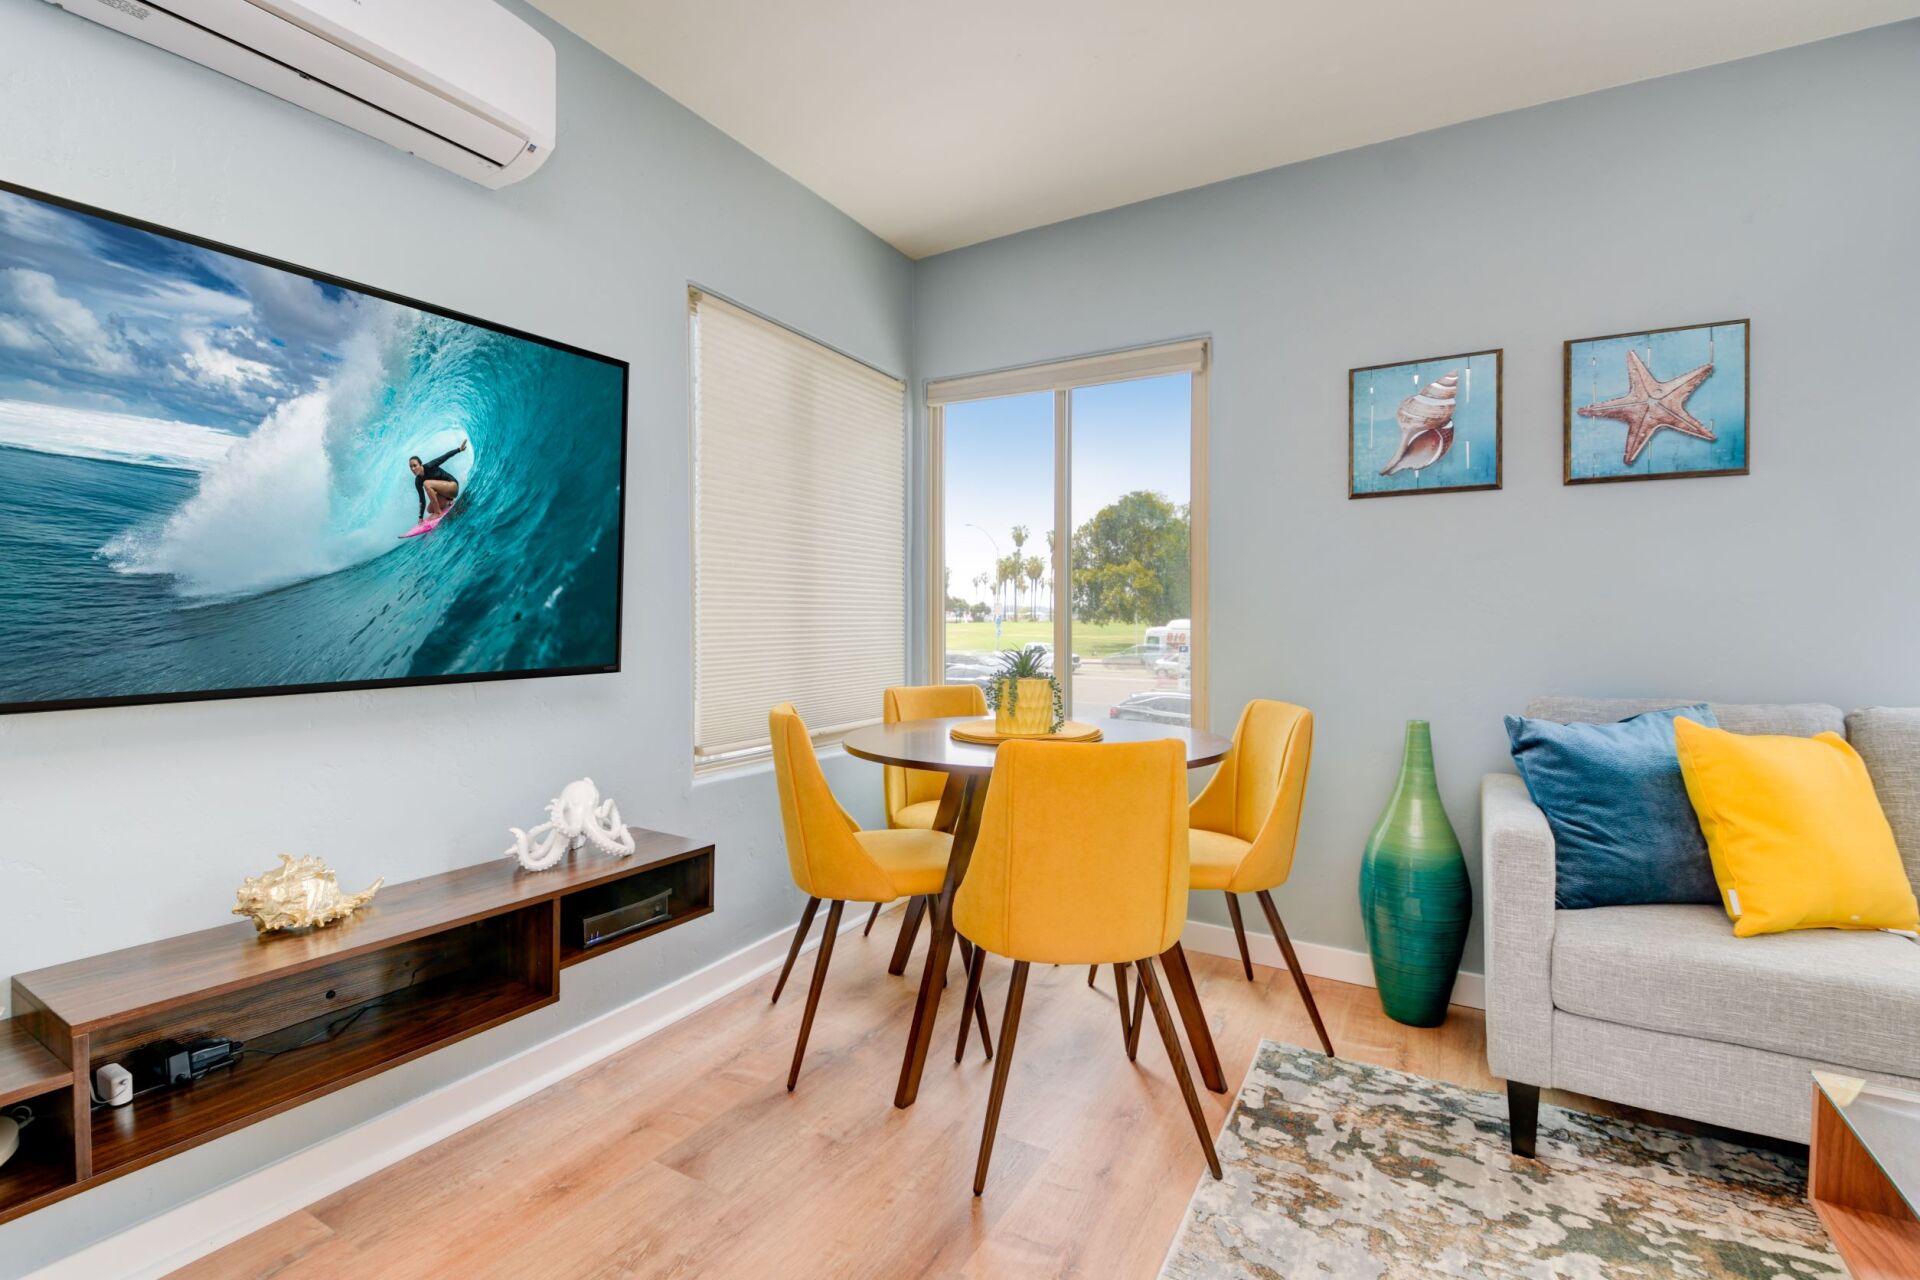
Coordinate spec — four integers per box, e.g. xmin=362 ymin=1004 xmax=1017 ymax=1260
xmin=1024 ymin=555 xmax=1045 ymax=621
xmin=1008 ymin=525 xmax=1029 ymax=619
xmin=1070 ymin=491 xmax=1190 ymax=625
xmin=995 ymin=553 xmax=1022 ymax=620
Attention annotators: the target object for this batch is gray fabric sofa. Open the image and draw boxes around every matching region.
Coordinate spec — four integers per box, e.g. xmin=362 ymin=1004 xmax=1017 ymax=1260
xmin=1483 ymin=696 xmax=1920 ymax=1152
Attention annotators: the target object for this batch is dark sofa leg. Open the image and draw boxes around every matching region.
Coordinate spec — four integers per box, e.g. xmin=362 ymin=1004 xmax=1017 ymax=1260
xmin=1507 ymin=1081 xmax=1540 ymax=1158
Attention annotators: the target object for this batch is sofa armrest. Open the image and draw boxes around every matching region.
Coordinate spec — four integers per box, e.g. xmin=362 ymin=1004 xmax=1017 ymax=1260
xmin=1481 ymin=773 xmax=1556 ymax=1087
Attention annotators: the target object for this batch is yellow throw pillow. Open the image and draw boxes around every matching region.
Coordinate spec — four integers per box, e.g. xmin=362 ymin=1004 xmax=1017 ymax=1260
xmin=1672 ymin=717 xmax=1919 ymax=937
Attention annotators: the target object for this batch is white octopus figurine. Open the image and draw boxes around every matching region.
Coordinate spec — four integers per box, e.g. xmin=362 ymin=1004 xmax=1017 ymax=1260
xmin=506 ymin=777 xmax=637 ymax=871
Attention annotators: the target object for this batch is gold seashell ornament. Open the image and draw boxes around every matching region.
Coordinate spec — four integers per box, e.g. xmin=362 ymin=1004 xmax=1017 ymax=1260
xmin=233 ymin=854 xmax=383 ymax=933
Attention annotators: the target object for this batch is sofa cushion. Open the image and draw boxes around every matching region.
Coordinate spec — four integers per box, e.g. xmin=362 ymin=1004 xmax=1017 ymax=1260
xmin=1506 ymin=705 xmax=1719 ymax=909
xmin=1525 ymin=697 xmax=1845 ymax=739
xmin=1847 ymin=707 xmax=1920 ymax=893
xmin=1551 ymin=903 xmax=1920 ymax=1077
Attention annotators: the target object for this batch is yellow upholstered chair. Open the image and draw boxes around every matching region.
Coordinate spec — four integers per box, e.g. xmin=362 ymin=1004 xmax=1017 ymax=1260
xmin=768 ymin=703 xmax=989 ymax=1089
xmin=884 ymin=683 xmax=987 ymax=828
xmin=954 ymin=738 xmax=1222 ymax=1194
xmin=1186 ymin=699 xmax=1331 ymax=1055
xmin=861 ymin=683 xmax=991 ymax=942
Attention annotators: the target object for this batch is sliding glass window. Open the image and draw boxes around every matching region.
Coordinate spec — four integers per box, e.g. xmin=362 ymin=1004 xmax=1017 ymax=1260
xmin=929 ymin=342 xmax=1207 ymax=729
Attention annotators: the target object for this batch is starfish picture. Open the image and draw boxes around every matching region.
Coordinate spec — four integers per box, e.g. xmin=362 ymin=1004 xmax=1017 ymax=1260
xmin=1577 ymin=349 xmax=1716 ymax=466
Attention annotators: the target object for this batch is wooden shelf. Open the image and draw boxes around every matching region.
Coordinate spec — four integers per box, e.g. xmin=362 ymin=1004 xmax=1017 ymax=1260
xmin=91 ymin=978 xmax=547 ymax=1178
xmin=16 ymin=828 xmax=713 ymax=1033
xmin=558 ymin=845 xmax=716 ymax=969
xmin=1 ymin=829 xmax=714 ymax=1225
xmin=0 ymin=1021 xmax=71 ymax=1109
xmin=0 ymin=1123 xmax=74 ymax=1219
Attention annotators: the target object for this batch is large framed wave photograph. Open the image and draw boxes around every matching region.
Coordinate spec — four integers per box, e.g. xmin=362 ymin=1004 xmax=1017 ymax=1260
xmin=0 ymin=180 xmax=628 ymax=714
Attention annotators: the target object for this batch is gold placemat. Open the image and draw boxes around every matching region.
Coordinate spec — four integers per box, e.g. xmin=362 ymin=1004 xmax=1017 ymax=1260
xmin=950 ymin=718 xmax=1104 ymax=745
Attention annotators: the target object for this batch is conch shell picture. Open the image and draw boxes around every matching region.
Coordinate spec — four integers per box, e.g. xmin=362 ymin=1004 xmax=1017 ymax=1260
xmin=234 ymin=854 xmax=383 ymax=933
xmin=1380 ymin=372 xmax=1460 ymax=476
xmin=1350 ymin=349 xmax=1501 ymax=499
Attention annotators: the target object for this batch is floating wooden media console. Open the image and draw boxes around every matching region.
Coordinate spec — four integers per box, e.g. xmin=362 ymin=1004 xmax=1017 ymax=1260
xmin=0 ymin=828 xmax=713 ymax=1224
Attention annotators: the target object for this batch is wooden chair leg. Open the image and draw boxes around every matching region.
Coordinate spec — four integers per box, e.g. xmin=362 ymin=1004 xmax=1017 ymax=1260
xmin=953 ymin=938 xmax=993 ymax=1061
xmin=1137 ymin=956 xmax=1223 ymax=1180
xmin=956 ymin=942 xmax=988 ymax=1062
xmin=1111 ymin=963 xmax=1134 ymax=1052
xmin=771 ymin=896 xmax=820 ymax=1004
xmin=888 ymin=895 xmax=928 ymax=975
xmin=786 ymin=900 xmax=845 ymax=1091
xmin=1256 ymin=890 xmax=1335 ymax=1057
xmin=1087 ymin=965 xmax=1098 ymax=988
xmin=864 ymin=902 xmax=882 ymax=936
xmin=973 ymin=960 xmax=1030 ymax=1195
xmin=1125 ymin=970 xmax=1145 ymax=1060
xmin=1224 ymin=893 xmax=1254 ymax=981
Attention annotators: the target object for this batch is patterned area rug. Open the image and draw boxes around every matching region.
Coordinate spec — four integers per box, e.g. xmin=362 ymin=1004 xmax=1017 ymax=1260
xmin=1160 ymin=1042 xmax=1841 ymax=1279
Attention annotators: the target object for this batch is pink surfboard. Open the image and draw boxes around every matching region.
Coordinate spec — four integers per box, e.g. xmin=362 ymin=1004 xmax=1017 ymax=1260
xmin=400 ymin=501 xmax=456 ymax=539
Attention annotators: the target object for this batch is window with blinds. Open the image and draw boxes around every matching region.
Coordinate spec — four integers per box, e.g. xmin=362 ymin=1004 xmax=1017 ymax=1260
xmin=691 ymin=290 xmax=907 ymax=761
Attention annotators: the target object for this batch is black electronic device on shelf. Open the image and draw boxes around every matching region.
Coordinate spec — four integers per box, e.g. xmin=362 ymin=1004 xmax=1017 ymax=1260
xmin=126 ymin=1037 xmax=244 ymax=1089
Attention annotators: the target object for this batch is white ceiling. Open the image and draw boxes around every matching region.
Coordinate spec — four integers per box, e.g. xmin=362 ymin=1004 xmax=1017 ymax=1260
xmin=530 ymin=0 xmax=1920 ymax=258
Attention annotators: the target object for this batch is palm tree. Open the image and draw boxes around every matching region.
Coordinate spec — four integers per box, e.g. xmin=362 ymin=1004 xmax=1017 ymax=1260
xmin=1009 ymin=525 xmax=1029 ymax=622
xmin=1024 ymin=555 xmax=1045 ymax=621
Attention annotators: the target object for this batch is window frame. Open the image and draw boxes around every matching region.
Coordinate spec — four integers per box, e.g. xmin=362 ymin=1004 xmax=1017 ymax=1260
xmin=924 ymin=339 xmax=1210 ymax=730
xmin=689 ymin=286 xmax=910 ymax=772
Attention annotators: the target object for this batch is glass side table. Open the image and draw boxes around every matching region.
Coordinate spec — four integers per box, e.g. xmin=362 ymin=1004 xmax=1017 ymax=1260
xmin=1810 ymin=1071 xmax=1920 ymax=1276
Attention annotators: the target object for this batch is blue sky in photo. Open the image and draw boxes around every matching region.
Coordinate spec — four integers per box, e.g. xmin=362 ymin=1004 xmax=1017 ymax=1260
xmin=1567 ymin=323 xmax=1746 ymax=479
xmin=1350 ymin=351 xmax=1500 ymax=495
xmin=942 ymin=372 xmax=1191 ymax=605
xmin=0 ymin=189 xmax=383 ymax=456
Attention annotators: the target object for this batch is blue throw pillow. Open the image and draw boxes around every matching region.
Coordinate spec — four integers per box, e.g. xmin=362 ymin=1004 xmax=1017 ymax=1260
xmin=1505 ymin=704 xmax=1720 ymax=910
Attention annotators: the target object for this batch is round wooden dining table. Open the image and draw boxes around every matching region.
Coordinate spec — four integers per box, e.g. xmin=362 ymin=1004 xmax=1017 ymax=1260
xmin=841 ymin=715 xmax=1232 ymax=1109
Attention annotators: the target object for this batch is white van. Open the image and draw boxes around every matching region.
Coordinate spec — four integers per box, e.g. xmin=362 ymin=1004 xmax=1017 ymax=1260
xmin=1143 ymin=619 xmax=1191 ymax=653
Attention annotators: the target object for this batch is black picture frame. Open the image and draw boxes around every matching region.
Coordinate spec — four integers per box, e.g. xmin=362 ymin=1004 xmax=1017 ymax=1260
xmin=0 ymin=177 xmax=630 ymax=716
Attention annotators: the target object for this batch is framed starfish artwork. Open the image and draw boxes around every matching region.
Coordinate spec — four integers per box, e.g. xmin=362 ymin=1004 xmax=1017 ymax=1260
xmin=1349 ymin=348 xmax=1502 ymax=499
xmin=1564 ymin=319 xmax=1749 ymax=484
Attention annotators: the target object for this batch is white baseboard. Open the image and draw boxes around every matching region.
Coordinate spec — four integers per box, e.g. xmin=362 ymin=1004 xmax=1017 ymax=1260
xmin=29 ymin=905 xmax=1475 ymax=1280
xmin=23 ymin=904 xmax=873 ymax=1280
xmin=1179 ymin=918 xmax=1485 ymax=1010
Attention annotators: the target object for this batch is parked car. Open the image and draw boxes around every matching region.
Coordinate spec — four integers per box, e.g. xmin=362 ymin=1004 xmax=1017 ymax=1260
xmin=1108 ymin=691 xmax=1192 ymax=725
xmin=943 ymin=655 xmax=1000 ymax=689
xmin=1029 ymin=642 xmax=1080 ymax=672
xmin=949 ymin=644 xmax=1079 ymax=687
xmin=1151 ymin=651 xmax=1190 ymax=678
xmin=1105 ymin=643 xmax=1166 ymax=667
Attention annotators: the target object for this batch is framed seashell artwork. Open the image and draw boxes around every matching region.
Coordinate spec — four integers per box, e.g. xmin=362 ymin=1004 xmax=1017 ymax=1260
xmin=1349 ymin=348 xmax=1502 ymax=498
xmin=1564 ymin=319 xmax=1749 ymax=484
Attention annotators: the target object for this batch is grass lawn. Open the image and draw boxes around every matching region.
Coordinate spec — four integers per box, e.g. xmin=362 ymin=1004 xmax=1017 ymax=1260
xmin=944 ymin=619 xmax=1150 ymax=658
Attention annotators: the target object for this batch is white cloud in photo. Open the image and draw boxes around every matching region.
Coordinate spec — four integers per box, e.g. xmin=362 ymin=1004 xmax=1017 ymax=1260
xmin=183 ymin=329 xmax=278 ymax=389
xmin=0 ymin=267 xmax=134 ymax=374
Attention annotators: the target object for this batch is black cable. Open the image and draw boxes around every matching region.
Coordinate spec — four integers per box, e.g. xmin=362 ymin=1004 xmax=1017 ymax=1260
xmin=91 ymin=967 xmax=427 ymax=1109
xmin=241 ymin=966 xmax=425 ymax=1060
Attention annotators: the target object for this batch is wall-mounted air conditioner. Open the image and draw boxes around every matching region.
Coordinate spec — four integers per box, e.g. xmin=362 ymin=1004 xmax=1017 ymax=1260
xmin=48 ymin=0 xmax=557 ymax=187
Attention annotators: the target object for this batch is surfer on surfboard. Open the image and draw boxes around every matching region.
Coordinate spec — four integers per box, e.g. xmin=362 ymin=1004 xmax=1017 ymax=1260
xmin=409 ymin=440 xmax=467 ymax=522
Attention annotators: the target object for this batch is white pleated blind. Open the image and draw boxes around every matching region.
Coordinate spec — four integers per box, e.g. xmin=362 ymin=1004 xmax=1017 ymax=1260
xmin=692 ymin=291 xmax=906 ymax=759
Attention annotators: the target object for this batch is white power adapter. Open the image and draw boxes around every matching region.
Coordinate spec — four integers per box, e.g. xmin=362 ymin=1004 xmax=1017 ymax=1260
xmin=94 ymin=1063 xmax=134 ymax=1107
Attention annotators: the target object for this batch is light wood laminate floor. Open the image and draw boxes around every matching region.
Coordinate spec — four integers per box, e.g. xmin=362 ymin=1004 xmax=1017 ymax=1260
xmin=173 ymin=911 xmax=1610 ymax=1279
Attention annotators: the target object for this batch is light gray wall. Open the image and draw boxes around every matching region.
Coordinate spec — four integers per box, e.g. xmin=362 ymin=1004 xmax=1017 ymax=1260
xmin=911 ymin=23 xmax=1920 ymax=974
xmin=0 ymin=2 xmax=908 ymax=1273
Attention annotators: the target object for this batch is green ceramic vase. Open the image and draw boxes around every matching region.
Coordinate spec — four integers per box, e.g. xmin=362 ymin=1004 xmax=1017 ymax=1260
xmin=1359 ymin=720 xmax=1472 ymax=1028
